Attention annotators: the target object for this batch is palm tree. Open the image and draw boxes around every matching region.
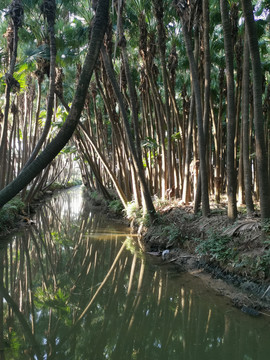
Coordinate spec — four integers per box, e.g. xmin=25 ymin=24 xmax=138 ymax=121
xmin=220 ymin=0 xmax=237 ymax=220
xmin=241 ymin=27 xmax=254 ymax=215
xmin=100 ymin=44 xmax=157 ymax=223
xmin=241 ymin=0 xmax=270 ymax=220
xmin=24 ymin=0 xmax=57 ymax=167
xmin=174 ymin=0 xmax=210 ymax=216
xmin=0 ymin=0 xmax=23 ymax=188
xmin=0 ymin=0 xmax=110 ymax=208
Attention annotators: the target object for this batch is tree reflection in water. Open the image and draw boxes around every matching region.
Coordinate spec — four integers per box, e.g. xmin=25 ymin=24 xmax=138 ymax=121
xmin=0 ymin=187 xmax=269 ymax=360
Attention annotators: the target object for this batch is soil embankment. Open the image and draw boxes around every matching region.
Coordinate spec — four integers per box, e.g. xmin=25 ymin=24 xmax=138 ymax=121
xmin=141 ymin=205 xmax=270 ymax=315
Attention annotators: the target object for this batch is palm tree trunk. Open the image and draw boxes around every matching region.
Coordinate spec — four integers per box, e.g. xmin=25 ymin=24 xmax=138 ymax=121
xmin=220 ymin=0 xmax=237 ymax=220
xmin=153 ymin=0 xmax=172 ymax=196
xmin=241 ymin=28 xmax=254 ymax=214
xmin=182 ymin=90 xmax=195 ymax=204
xmin=77 ymin=123 xmax=128 ymax=207
xmin=241 ymin=0 xmax=270 ymax=219
xmin=0 ymin=0 xmax=110 ymax=208
xmin=0 ymin=0 xmax=23 ymax=188
xmin=180 ymin=18 xmax=210 ymax=216
xmin=101 ymin=45 xmax=156 ymax=223
xmin=24 ymin=0 xmax=57 ymax=167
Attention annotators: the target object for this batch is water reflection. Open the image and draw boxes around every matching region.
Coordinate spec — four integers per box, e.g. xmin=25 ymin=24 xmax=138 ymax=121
xmin=0 ymin=187 xmax=269 ymax=360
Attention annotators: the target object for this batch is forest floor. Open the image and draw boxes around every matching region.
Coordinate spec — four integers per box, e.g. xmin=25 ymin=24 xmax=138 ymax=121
xmin=140 ymin=199 xmax=270 ymax=316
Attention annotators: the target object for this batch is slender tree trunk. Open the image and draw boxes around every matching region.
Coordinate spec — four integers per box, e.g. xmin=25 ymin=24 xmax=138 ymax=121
xmin=194 ymin=0 xmax=211 ymax=213
xmin=241 ymin=28 xmax=254 ymax=214
xmin=220 ymin=0 xmax=237 ymax=220
xmin=202 ymin=0 xmax=211 ymax=177
xmin=0 ymin=250 xmax=4 ymax=360
xmin=101 ymin=45 xmax=156 ymax=223
xmin=180 ymin=18 xmax=210 ymax=216
xmin=78 ymin=123 xmax=128 ymax=207
xmin=24 ymin=0 xmax=56 ymax=167
xmin=0 ymin=0 xmax=110 ymax=208
xmin=241 ymin=0 xmax=270 ymax=219
xmin=153 ymin=0 xmax=172 ymax=196
xmin=182 ymin=90 xmax=195 ymax=204
xmin=0 ymin=0 xmax=23 ymax=188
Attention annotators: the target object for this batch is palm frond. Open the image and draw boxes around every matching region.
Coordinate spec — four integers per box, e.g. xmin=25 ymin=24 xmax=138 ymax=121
xmin=222 ymin=220 xmax=261 ymax=237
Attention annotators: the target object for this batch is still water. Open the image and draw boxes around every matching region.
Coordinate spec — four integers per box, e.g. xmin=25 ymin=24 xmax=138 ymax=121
xmin=0 ymin=187 xmax=269 ymax=360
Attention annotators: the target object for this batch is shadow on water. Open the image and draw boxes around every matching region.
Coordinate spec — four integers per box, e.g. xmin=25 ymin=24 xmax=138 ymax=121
xmin=0 ymin=186 xmax=269 ymax=360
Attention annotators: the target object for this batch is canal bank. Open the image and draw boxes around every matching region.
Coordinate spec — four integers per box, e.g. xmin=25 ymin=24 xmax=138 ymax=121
xmin=140 ymin=204 xmax=270 ymax=314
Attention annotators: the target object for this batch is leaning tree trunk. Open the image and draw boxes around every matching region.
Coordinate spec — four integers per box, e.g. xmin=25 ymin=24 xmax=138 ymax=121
xmin=0 ymin=0 xmax=110 ymax=208
xmin=220 ymin=0 xmax=237 ymax=220
xmin=241 ymin=0 xmax=270 ymax=220
xmin=101 ymin=45 xmax=157 ymax=223
xmin=117 ymin=4 xmax=142 ymax=169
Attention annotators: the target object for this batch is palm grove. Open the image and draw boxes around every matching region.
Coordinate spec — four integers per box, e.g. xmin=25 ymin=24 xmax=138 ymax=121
xmin=0 ymin=0 xmax=270 ymax=224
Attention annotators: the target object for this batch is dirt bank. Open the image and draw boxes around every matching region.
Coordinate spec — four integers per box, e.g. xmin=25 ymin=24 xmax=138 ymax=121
xmin=141 ymin=204 xmax=270 ymax=315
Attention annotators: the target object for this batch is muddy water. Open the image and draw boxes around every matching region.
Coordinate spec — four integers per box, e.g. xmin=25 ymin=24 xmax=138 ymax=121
xmin=0 ymin=187 xmax=269 ymax=360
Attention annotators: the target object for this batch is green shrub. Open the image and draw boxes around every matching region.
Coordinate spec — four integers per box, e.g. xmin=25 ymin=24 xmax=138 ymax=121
xmin=235 ymin=250 xmax=270 ymax=278
xmin=124 ymin=201 xmax=141 ymax=220
xmin=195 ymin=232 xmax=236 ymax=263
xmin=88 ymin=191 xmax=106 ymax=206
xmin=162 ymin=224 xmax=183 ymax=246
xmin=108 ymin=199 xmax=124 ymax=215
xmin=0 ymin=197 xmax=25 ymax=231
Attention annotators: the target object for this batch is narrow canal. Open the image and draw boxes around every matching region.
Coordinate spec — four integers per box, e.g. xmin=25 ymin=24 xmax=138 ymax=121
xmin=0 ymin=186 xmax=269 ymax=359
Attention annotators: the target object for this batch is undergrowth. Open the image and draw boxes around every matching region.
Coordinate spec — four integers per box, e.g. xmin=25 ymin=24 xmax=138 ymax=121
xmin=195 ymin=230 xmax=270 ymax=280
xmin=195 ymin=231 xmax=237 ymax=263
xmin=234 ymin=250 xmax=270 ymax=279
xmin=108 ymin=199 xmax=124 ymax=215
xmin=161 ymin=224 xmax=184 ymax=246
xmin=0 ymin=197 xmax=25 ymax=232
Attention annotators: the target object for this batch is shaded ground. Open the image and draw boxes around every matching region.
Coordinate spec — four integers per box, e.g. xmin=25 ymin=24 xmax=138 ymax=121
xmin=141 ymin=203 xmax=270 ymax=315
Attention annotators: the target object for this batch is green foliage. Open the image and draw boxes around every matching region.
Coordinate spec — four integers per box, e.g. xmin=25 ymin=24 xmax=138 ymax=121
xmin=141 ymin=137 xmax=159 ymax=149
xmin=88 ymin=191 xmax=107 ymax=207
xmin=54 ymin=106 xmax=69 ymax=128
xmin=6 ymin=330 xmax=21 ymax=357
xmin=60 ymin=144 xmax=77 ymax=154
xmin=125 ymin=236 xmax=143 ymax=256
xmin=153 ymin=197 xmax=170 ymax=211
xmin=35 ymin=286 xmax=71 ymax=319
xmin=161 ymin=224 xmax=183 ymax=246
xmin=51 ymin=231 xmax=73 ymax=247
xmin=195 ymin=232 xmax=237 ymax=263
xmin=171 ymin=131 xmax=181 ymax=141
xmin=234 ymin=250 xmax=270 ymax=279
xmin=0 ymin=197 xmax=25 ymax=231
xmin=261 ymin=219 xmax=270 ymax=234
xmin=255 ymin=250 xmax=270 ymax=278
xmin=108 ymin=199 xmax=124 ymax=215
xmin=125 ymin=201 xmax=141 ymax=220
xmin=67 ymin=179 xmax=82 ymax=187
